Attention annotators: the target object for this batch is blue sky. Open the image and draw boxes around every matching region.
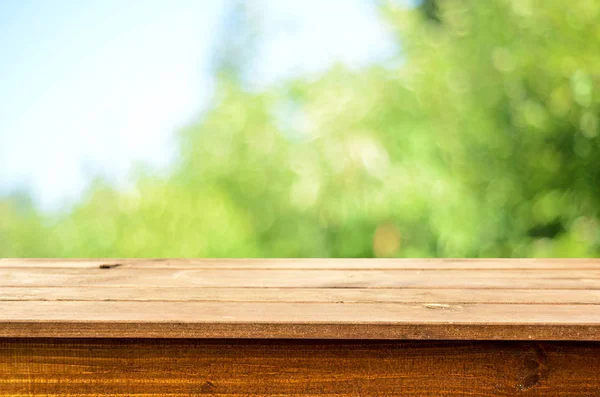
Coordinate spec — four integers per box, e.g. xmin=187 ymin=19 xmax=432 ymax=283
xmin=0 ymin=0 xmax=395 ymax=211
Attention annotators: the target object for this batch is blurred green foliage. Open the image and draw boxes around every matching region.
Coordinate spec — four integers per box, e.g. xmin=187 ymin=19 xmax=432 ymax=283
xmin=2 ymin=0 xmax=600 ymax=258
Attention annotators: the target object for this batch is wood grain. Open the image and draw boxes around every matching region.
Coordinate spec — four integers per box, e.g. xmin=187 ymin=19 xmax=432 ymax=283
xmin=3 ymin=268 xmax=600 ymax=289
xmin=2 ymin=259 xmax=600 ymax=340
xmin=3 ymin=286 xmax=600 ymax=304
xmin=2 ymin=339 xmax=600 ymax=396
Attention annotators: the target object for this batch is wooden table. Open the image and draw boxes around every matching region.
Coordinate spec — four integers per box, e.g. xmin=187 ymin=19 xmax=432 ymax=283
xmin=1 ymin=259 xmax=600 ymax=396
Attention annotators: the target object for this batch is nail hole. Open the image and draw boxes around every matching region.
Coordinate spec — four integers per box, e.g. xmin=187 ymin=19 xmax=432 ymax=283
xmin=99 ymin=263 xmax=122 ymax=269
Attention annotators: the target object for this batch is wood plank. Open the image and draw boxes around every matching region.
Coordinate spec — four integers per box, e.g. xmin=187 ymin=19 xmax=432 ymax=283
xmin=3 ymin=258 xmax=600 ymax=270
xmin=1 ymin=339 xmax=600 ymax=396
xmin=4 ymin=259 xmax=600 ymax=340
xmin=2 ymin=286 xmax=600 ymax=304
xmin=3 ymin=268 xmax=600 ymax=289
xmin=1 ymin=301 xmax=600 ymax=339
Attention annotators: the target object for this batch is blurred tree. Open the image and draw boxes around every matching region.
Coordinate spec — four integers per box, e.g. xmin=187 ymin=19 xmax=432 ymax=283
xmin=418 ymin=0 xmax=441 ymax=23
xmin=381 ymin=0 xmax=600 ymax=256
xmin=1 ymin=0 xmax=598 ymax=258
xmin=0 ymin=191 xmax=52 ymax=256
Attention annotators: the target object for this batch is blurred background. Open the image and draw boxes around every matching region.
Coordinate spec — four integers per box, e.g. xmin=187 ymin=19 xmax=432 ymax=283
xmin=1 ymin=0 xmax=599 ymax=258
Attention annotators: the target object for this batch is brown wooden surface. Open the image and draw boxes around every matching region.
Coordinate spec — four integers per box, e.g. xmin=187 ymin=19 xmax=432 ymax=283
xmin=1 ymin=339 xmax=600 ymax=396
xmin=2 ymin=259 xmax=600 ymax=340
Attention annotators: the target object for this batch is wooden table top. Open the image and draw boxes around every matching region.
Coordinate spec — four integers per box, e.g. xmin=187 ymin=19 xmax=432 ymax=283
xmin=1 ymin=258 xmax=600 ymax=340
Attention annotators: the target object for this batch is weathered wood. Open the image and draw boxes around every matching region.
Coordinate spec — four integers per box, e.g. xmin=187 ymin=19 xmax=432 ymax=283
xmin=3 ymin=286 xmax=600 ymax=304
xmin=3 ymin=268 xmax=600 ymax=289
xmin=2 ymin=259 xmax=600 ymax=340
xmin=2 ymin=301 xmax=600 ymax=339
xmin=2 ymin=259 xmax=600 ymax=395
xmin=1 ymin=339 xmax=600 ymax=396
